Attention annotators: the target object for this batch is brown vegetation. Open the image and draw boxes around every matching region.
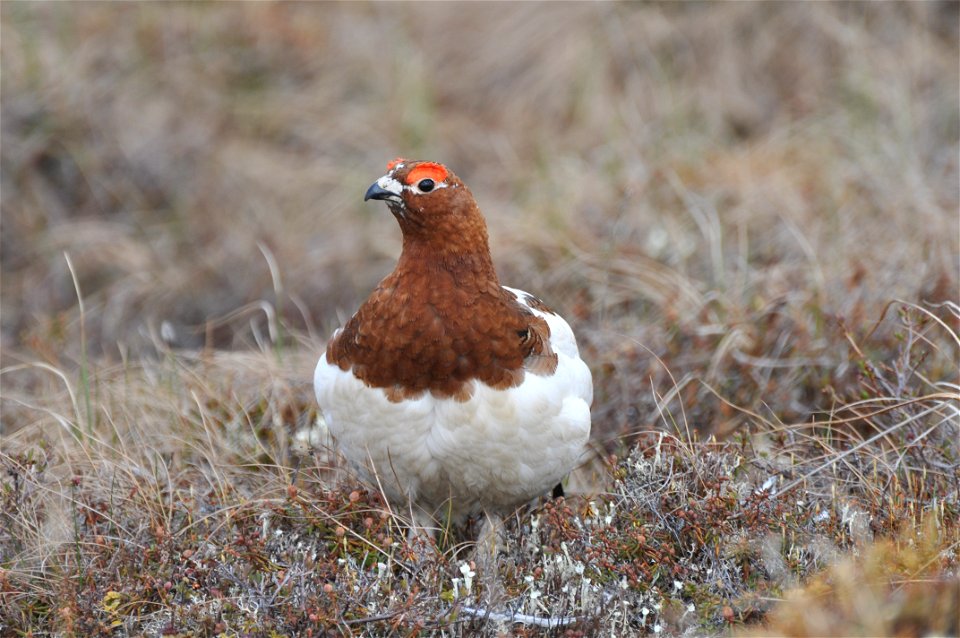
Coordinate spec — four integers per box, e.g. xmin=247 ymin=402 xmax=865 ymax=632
xmin=2 ymin=3 xmax=957 ymax=636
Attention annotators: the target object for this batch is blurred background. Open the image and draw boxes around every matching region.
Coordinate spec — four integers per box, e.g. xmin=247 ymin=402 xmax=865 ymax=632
xmin=2 ymin=2 xmax=958 ymax=440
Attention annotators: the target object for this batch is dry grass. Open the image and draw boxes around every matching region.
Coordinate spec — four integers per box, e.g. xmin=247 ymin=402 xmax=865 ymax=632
xmin=740 ymin=525 xmax=960 ymax=638
xmin=2 ymin=2 xmax=958 ymax=636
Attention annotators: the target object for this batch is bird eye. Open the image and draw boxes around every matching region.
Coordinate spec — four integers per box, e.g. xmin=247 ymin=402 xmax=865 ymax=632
xmin=417 ymin=179 xmax=435 ymax=192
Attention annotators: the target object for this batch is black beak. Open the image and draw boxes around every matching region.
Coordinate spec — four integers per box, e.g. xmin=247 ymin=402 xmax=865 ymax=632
xmin=364 ymin=182 xmax=395 ymax=201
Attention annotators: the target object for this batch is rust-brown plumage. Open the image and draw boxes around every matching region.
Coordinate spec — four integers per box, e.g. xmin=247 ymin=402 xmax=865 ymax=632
xmin=326 ymin=160 xmax=558 ymax=402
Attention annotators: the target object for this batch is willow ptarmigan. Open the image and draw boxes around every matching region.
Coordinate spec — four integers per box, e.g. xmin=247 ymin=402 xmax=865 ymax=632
xmin=314 ymin=158 xmax=593 ymax=537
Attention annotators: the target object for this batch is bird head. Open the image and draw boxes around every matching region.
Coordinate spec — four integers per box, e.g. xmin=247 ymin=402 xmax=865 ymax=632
xmin=364 ymin=158 xmax=490 ymax=256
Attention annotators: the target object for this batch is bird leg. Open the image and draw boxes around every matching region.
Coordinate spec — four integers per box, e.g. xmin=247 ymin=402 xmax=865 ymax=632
xmin=475 ymin=511 xmax=506 ymax=606
xmin=399 ymin=501 xmax=445 ymax=560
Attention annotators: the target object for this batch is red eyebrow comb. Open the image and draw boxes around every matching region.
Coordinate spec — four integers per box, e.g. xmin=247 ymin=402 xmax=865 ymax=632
xmin=405 ymin=162 xmax=448 ymax=185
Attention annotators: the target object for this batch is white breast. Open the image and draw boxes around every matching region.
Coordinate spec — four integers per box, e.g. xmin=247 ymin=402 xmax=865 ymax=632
xmin=314 ymin=286 xmax=592 ymax=521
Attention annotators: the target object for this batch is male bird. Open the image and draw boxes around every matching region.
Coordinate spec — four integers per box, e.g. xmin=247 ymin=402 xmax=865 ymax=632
xmin=314 ymin=158 xmax=592 ymax=550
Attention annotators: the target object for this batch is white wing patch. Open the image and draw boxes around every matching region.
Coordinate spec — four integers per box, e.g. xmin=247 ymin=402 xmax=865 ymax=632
xmin=502 ymin=286 xmax=583 ymax=362
xmin=314 ymin=287 xmax=593 ymax=520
